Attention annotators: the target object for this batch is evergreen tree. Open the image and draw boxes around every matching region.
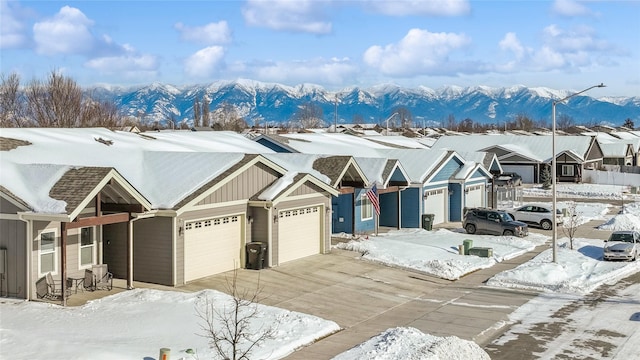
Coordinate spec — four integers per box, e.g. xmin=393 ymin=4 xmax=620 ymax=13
xmin=541 ymin=166 xmax=552 ymax=189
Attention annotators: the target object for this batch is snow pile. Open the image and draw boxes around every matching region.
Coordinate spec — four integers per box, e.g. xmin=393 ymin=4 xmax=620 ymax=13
xmin=0 ymin=289 xmax=340 ymax=360
xmin=486 ymin=238 xmax=640 ymax=294
xmin=334 ymin=228 xmax=548 ymax=280
xmin=597 ymin=212 xmax=640 ymax=231
xmin=522 ymin=183 xmax=635 ymax=199
xmin=332 ymin=327 xmax=490 ymax=360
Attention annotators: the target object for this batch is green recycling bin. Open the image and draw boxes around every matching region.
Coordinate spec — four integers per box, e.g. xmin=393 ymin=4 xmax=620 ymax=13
xmin=463 ymin=239 xmax=473 ymax=255
xmin=422 ymin=214 xmax=435 ymax=230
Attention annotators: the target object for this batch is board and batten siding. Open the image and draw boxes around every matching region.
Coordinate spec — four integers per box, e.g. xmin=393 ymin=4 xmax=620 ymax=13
xmin=133 ymin=216 xmax=173 ymax=286
xmin=195 ymin=163 xmax=280 ymax=206
xmin=0 ymin=218 xmax=27 ymax=298
xmin=102 ymin=222 xmax=128 ymax=279
xmin=271 ymin=195 xmax=331 ymax=266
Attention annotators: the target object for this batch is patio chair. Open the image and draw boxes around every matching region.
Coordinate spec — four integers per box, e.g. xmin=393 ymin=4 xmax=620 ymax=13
xmin=36 ymin=273 xmax=70 ymax=299
xmin=91 ymin=264 xmax=113 ymax=291
xmin=83 ymin=269 xmax=95 ymax=291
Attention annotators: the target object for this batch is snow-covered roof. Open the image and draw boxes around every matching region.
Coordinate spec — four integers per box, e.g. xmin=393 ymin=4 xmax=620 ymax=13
xmin=0 ymin=128 xmax=274 ymax=210
xmin=432 ymin=134 xmax=597 ymax=163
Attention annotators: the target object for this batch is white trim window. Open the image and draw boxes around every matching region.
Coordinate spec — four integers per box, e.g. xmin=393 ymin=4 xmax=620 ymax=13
xmin=361 ymin=194 xmax=373 ymax=220
xmin=561 ymin=165 xmax=574 ymax=177
xmin=79 ymin=227 xmax=95 ymax=267
xmin=39 ymin=230 xmax=57 ymax=276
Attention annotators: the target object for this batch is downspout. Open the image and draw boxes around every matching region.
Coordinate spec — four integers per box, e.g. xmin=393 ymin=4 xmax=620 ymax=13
xmin=264 ymin=203 xmax=273 ymax=267
xmin=17 ymin=215 xmax=31 ymax=301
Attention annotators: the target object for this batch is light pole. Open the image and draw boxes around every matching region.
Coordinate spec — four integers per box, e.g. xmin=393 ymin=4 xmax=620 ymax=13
xmin=551 ymin=83 xmax=605 ymax=263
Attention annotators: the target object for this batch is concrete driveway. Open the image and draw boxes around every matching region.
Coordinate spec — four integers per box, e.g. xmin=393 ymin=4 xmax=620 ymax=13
xmin=182 ymin=246 xmax=544 ymax=359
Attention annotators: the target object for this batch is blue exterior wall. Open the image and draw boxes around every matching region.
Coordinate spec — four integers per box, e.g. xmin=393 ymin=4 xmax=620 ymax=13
xmin=380 ymin=191 xmax=399 ymax=227
xmin=354 ymin=188 xmax=375 ymax=234
xmin=449 ymin=182 xmax=463 ymax=221
xmin=331 ymin=193 xmax=353 ymax=234
xmin=431 ymin=157 xmax=463 ymax=182
xmin=400 ymin=187 xmax=420 ymax=228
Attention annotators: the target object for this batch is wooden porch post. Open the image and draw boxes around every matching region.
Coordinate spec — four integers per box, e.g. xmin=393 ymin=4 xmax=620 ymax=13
xmin=60 ymin=222 xmax=67 ymax=307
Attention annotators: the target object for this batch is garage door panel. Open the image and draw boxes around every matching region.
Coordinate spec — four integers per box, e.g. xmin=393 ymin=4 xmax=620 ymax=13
xmin=278 ymin=206 xmax=321 ymax=264
xmin=501 ymin=165 xmax=534 ymax=184
xmin=465 ymin=185 xmax=483 ymax=209
xmin=184 ymin=215 xmax=242 ymax=282
xmin=424 ymin=189 xmax=446 ymax=224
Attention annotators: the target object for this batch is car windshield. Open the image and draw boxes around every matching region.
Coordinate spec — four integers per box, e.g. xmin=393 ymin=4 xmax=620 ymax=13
xmin=499 ymin=212 xmax=513 ymax=222
xmin=609 ymin=233 xmax=635 ymax=243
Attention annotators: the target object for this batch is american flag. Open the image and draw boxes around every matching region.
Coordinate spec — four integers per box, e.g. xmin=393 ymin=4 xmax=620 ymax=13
xmin=366 ymin=184 xmax=380 ymax=216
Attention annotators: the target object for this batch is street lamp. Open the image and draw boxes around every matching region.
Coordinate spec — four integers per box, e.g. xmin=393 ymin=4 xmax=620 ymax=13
xmin=551 ymin=83 xmax=605 ymax=263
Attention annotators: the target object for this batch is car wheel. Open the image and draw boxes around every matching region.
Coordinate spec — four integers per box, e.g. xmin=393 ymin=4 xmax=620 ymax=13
xmin=540 ymin=219 xmax=552 ymax=230
xmin=503 ymin=230 xmax=514 ymax=236
xmin=465 ymin=224 xmax=476 ymax=234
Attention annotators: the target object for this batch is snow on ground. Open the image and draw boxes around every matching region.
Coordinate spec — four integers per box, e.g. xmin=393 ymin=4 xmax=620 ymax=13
xmin=335 ymin=228 xmax=549 ymax=280
xmin=332 ymin=327 xmax=490 ymax=360
xmin=2 ymin=183 xmax=639 ymax=360
xmin=522 ymin=183 xmax=638 ymax=200
xmin=0 ymin=289 xmax=340 ymax=360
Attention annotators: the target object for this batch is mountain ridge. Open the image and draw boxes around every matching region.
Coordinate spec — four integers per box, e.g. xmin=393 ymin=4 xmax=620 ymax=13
xmin=88 ymin=80 xmax=640 ymax=127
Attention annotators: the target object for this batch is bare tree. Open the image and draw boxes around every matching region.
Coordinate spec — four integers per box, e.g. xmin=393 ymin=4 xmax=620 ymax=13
xmin=352 ymin=114 xmax=364 ymax=125
xmin=212 ymin=102 xmax=247 ymax=131
xmin=556 ymin=114 xmax=574 ymax=131
xmin=193 ymin=97 xmax=202 ymax=128
xmin=0 ymin=72 xmax=25 ymax=127
xmin=393 ymin=106 xmax=413 ymax=129
xmin=513 ymin=113 xmax=534 ymax=131
xmin=202 ymin=96 xmax=210 ymax=127
xmin=195 ymin=269 xmax=278 ymax=360
xmin=445 ymin=113 xmax=456 ymax=130
xmin=292 ymin=102 xmax=324 ymax=130
xmin=25 ymin=71 xmax=84 ymax=127
xmin=561 ymin=202 xmax=579 ymax=250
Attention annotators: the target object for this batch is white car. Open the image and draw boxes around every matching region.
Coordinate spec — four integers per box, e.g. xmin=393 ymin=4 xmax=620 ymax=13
xmin=603 ymin=230 xmax=639 ymax=261
xmin=505 ymin=204 xmax=563 ymax=230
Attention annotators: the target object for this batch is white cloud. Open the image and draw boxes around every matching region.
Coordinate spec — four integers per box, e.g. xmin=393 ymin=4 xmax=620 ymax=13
xmin=365 ymin=0 xmax=471 ymax=16
xmin=184 ymin=46 xmax=226 ymax=78
xmin=0 ymin=0 xmax=29 ymax=49
xmin=363 ymin=28 xmax=473 ymax=76
xmin=247 ymin=57 xmax=359 ymax=85
xmin=174 ymin=21 xmax=232 ymax=45
xmin=551 ymin=0 xmax=594 ymax=17
xmin=496 ymin=24 xmax=619 ymax=73
xmin=499 ymin=32 xmax=526 ymax=60
xmin=33 ymin=6 xmax=94 ymax=55
xmin=85 ymin=54 xmax=158 ymax=73
xmin=242 ymin=0 xmax=332 ymax=34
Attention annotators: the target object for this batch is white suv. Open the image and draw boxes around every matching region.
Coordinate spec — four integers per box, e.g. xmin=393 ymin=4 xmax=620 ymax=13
xmin=505 ymin=204 xmax=563 ymax=230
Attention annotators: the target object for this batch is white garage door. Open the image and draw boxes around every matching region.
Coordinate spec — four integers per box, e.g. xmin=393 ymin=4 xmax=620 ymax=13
xmin=424 ymin=189 xmax=447 ymax=224
xmin=501 ymin=165 xmax=535 ymax=184
xmin=278 ymin=206 xmax=321 ymax=264
xmin=465 ymin=185 xmax=484 ymax=209
xmin=184 ymin=215 xmax=242 ymax=282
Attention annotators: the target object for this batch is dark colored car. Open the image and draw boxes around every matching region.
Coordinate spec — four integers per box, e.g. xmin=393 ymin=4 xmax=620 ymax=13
xmin=463 ymin=208 xmax=528 ymax=237
xmin=493 ymin=172 xmax=523 ymax=187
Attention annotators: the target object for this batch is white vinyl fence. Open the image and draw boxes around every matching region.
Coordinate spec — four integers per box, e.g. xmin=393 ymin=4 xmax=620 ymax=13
xmin=583 ymin=169 xmax=640 ymax=187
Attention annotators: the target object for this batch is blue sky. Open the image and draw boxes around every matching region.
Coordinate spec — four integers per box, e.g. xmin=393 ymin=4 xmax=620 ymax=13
xmin=1 ymin=0 xmax=639 ymax=96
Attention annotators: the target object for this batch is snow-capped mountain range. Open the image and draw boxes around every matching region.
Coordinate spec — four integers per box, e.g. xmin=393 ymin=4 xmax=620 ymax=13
xmin=91 ymin=80 xmax=640 ymax=127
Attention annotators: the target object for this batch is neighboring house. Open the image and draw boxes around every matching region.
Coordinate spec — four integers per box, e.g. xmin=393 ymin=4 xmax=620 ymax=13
xmin=263 ymin=153 xmax=376 ymax=236
xmin=0 ymin=129 xmax=339 ymax=301
xmin=432 ymin=135 xmax=604 ymax=183
xmin=0 ymin=163 xmax=152 ymax=301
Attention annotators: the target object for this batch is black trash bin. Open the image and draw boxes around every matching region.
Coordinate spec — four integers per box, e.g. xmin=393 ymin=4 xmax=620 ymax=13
xmin=246 ymin=242 xmax=267 ymax=270
xmin=422 ymin=214 xmax=435 ymax=230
